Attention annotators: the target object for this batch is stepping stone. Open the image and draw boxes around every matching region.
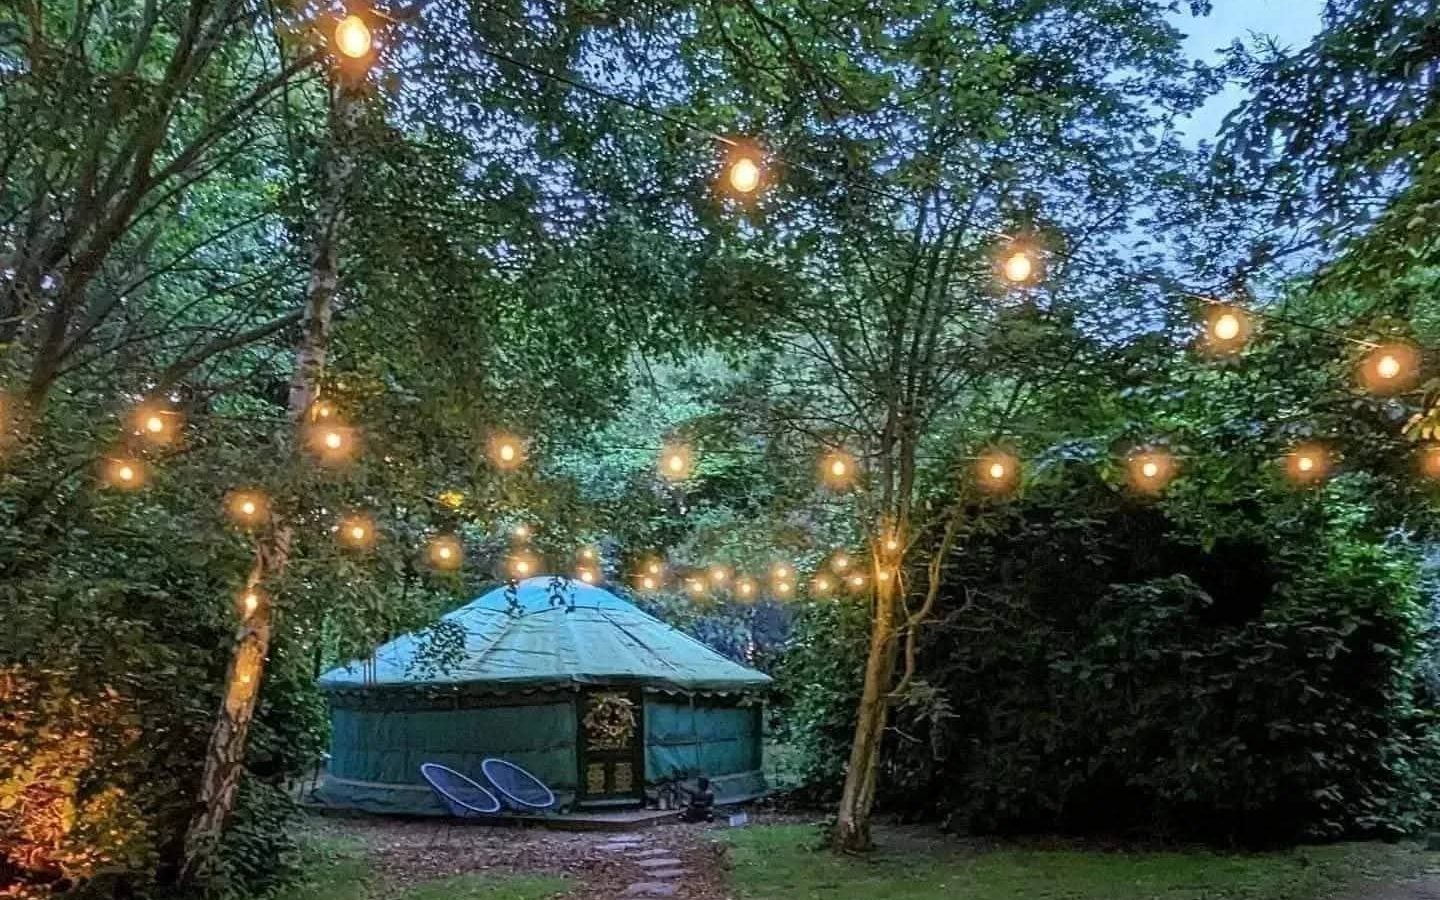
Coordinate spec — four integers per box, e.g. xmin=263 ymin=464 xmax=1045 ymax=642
xmin=606 ymin=832 xmax=645 ymax=841
xmin=630 ymin=848 xmax=673 ymax=858
xmin=648 ymin=868 xmax=687 ymax=879
xmin=624 ymin=883 xmax=678 ymax=897
xmin=635 ymin=857 xmax=682 ymax=868
xmin=596 ymin=843 xmax=642 ymax=852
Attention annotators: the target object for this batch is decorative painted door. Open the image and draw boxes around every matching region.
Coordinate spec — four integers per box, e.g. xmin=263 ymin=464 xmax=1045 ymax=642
xmin=577 ymin=689 xmax=644 ymax=806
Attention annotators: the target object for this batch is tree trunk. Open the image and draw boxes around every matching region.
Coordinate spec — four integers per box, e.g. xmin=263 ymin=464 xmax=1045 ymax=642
xmin=833 ymin=567 xmax=900 ymax=853
xmin=179 ymin=82 xmax=360 ymax=882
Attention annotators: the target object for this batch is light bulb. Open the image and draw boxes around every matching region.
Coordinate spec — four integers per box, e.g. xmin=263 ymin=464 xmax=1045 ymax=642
xmin=738 ymin=580 xmax=754 ymax=597
xmin=1213 ymin=313 xmax=1241 ymax=342
xmin=815 ymin=576 xmax=831 ymax=594
xmin=1141 ymin=461 xmax=1158 ymax=478
xmin=884 ymin=537 xmax=899 ymax=552
xmin=668 ymin=454 xmax=684 ymax=472
xmin=729 ymin=157 xmax=761 ymax=193
xmin=350 ymin=525 xmax=366 ymax=540
xmin=832 ymin=554 xmax=850 ymax=572
xmin=579 ymin=569 xmax=596 ymax=584
xmin=774 ymin=565 xmax=791 ymax=579
xmin=850 ymin=575 xmax=865 ymax=589
xmin=988 ymin=461 xmax=1006 ymax=480
xmin=1002 ymin=251 xmax=1033 ymax=283
xmin=118 ymin=465 xmax=135 ymax=482
xmin=145 ymin=415 xmax=164 ymax=434
xmin=499 ymin=442 xmax=516 ymax=462
xmin=642 ymin=575 xmax=657 ymax=590
xmin=243 ymin=592 xmax=259 ymax=615
xmin=710 ymin=566 xmax=728 ymax=584
xmin=334 ymin=14 xmax=372 ymax=59
xmin=515 ymin=558 xmax=532 ymax=575
xmin=240 ymin=500 xmax=256 ymax=516
xmin=438 ymin=546 xmax=452 ymax=559
xmin=1297 ymin=455 xmax=1314 ymax=473
xmin=831 ymin=459 xmax=847 ymax=477
xmin=324 ymin=430 xmax=343 ymax=450
xmin=1377 ymin=354 xmax=1401 ymax=380
xmin=513 ymin=524 xmax=530 ymax=539
xmin=647 ymin=561 xmax=662 ymax=575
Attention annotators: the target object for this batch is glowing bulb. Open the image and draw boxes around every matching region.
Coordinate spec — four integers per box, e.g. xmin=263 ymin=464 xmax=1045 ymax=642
xmin=515 ymin=558 xmax=532 ymax=575
xmin=642 ymin=575 xmax=657 ymax=590
xmin=709 ymin=566 xmax=728 ymax=584
xmin=987 ymin=461 xmax=1006 ymax=481
xmin=850 ymin=574 xmax=865 ymax=589
xmin=513 ymin=524 xmax=530 ymax=540
xmin=499 ymin=443 xmax=516 ymax=462
xmin=884 ymin=537 xmax=899 ymax=553
xmin=578 ymin=568 xmax=596 ymax=584
xmin=314 ymin=401 xmax=336 ymax=420
xmin=324 ymin=430 xmax=342 ymax=450
xmin=242 ymin=592 xmax=259 ymax=616
xmin=815 ymin=576 xmax=832 ymax=594
xmin=1141 ymin=461 xmax=1159 ymax=479
xmin=1213 ymin=313 xmax=1241 ymax=342
xmin=334 ymin=14 xmax=372 ymax=59
xmin=878 ymin=570 xmax=891 ymax=582
xmin=729 ymin=156 xmax=761 ymax=193
xmin=1002 ymin=251 xmax=1034 ymax=283
xmin=429 ymin=535 xmax=462 ymax=569
xmin=832 ymin=553 xmax=850 ymax=572
xmin=240 ymin=500 xmax=256 ymax=516
xmin=1297 ymin=455 xmax=1314 ymax=473
xmin=738 ymin=579 xmax=755 ymax=597
xmin=775 ymin=581 xmax=793 ymax=596
xmin=118 ymin=464 xmax=135 ymax=482
xmin=688 ymin=579 xmax=705 ymax=596
xmin=145 ymin=415 xmax=164 ymax=434
xmin=350 ymin=525 xmax=366 ymax=540
xmin=1287 ymin=445 xmax=1329 ymax=485
xmin=647 ymin=561 xmax=662 ymax=575
xmin=774 ymin=564 xmax=791 ymax=579
xmin=667 ymin=454 xmax=684 ymax=472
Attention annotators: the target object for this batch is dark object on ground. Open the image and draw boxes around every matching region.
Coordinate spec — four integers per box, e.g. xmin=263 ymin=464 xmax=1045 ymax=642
xmin=482 ymin=758 xmax=558 ymax=812
xmin=419 ymin=763 xmax=502 ymax=817
xmin=680 ymin=777 xmax=715 ymax=823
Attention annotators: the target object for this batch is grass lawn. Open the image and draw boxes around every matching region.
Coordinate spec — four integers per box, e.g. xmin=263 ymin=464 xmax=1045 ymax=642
xmin=274 ymin=837 xmax=570 ymax=900
xmin=724 ymin=824 xmax=1438 ymax=900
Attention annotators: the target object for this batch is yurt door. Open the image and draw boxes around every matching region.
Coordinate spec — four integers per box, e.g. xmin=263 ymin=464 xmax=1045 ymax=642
xmin=577 ymin=689 xmax=644 ymax=806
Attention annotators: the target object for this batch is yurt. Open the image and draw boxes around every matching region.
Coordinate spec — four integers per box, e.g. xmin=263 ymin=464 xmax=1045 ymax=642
xmin=315 ymin=577 xmax=771 ymax=815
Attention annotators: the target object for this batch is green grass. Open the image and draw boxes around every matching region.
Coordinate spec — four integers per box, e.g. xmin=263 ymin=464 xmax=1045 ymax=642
xmin=724 ymin=824 xmax=1437 ymax=900
xmin=272 ymin=836 xmax=569 ymax=900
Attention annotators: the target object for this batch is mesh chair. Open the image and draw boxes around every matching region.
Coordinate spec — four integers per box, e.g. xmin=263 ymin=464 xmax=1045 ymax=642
xmin=481 ymin=758 xmax=557 ymax=812
xmin=420 ymin=763 xmax=502 ymax=818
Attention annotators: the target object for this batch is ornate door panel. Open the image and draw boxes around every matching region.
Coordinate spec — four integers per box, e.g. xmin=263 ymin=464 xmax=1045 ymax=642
xmin=577 ymin=689 xmax=644 ymax=805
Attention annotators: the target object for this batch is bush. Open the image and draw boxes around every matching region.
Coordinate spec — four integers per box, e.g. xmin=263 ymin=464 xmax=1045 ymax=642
xmin=886 ymin=470 xmax=1440 ymax=844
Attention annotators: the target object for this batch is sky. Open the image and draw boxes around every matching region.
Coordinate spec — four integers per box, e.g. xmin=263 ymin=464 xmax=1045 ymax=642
xmin=1169 ymin=0 xmax=1327 ymax=143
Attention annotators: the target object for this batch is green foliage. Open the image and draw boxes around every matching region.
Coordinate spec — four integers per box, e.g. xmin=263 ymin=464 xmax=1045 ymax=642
xmin=724 ymin=823 xmax=1437 ymax=900
xmin=884 ymin=468 xmax=1440 ymax=843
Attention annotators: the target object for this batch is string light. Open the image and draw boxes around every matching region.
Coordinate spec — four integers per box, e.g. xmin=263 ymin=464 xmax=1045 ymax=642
xmin=1202 ymin=305 xmax=1251 ymax=354
xmin=312 ymin=400 xmax=337 ymax=421
xmin=772 ymin=562 xmax=793 ymax=581
xmin=709 ymin=565 xmax=730 ymax=585
xmin=239 ymin=588 xmax=261 ymax=618
xmin=226 ymin=490 xmax=269 ymax=527
xmin=509 ymin=552 xmax=538 ymax=578
xmin=727 ymin=154 xmax=762 ymax=194
xmin=1286 ymin=444 xmax=1331 ymax=485
xmin=774 ymin=580 xmax=793 ymax=598
xmin=659 ymin=444 xmax=693 ymax=481
xmin=687 ymin=578 xmax=706 ymax=598
xmin=1127 ymin=450 xmax=1177 ymax=494
xmin=309 ymin=424 xmax=356 ymax=463
xmin=133 ymin=406 xmax=180 ymax=444
xmin=977 ymin=451 xmax=1020 ymax=493
xmin=646 ymin=559 xmax=664 ymax=576
xmin=577 ymin=566 xmax=597 ymax=584
xmin=428 ymin=534 xmax=463 ymax=570
xmin=488 ymin=433 xmax=525 ymax=470
xmin=512 ymin=523 xmax=532 ymax=541
xmin=1001 ymin=250 xmax=1036 ymax=284
xmin=103 ymin=457 xmax=146 ymax=490
xmin=848 ymin=573 xmax=867 ymax=592
xmin=579 ymin=547 xmax=597 ymax=561
xmin=821 ymin=450 xmax=857 ymax=489
xmin=1360 ymin=343 xmax=1419 ymax=394
xmin=333 ymin=14 xmax=372 ymax=59
xmin=813 ymin=575 xmax=833 ymax=596
xmin=736 ymin=577 xmax=756 ymax=600
xmin=882 ymin=534 xmax=901 ymax=554
xmin=830 ymin=552 xmax=851 ymax=573
xmin=338 ymin=514 xmax=376 ymax=550
xmin=640 ymin=574 xmax=659 ymax=591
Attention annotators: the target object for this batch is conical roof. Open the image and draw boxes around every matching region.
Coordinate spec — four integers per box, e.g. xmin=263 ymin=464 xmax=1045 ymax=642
xmin=319 ymin=577 xmax=772 ymax=695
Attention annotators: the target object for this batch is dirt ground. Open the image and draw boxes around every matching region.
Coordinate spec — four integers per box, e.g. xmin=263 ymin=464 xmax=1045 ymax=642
xmin=304 ymin=812 xmax=749 ymax=899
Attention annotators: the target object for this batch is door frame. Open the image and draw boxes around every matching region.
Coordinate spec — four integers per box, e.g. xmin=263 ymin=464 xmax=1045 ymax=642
xmin=575 ymin=687 xmax=646 ymax=806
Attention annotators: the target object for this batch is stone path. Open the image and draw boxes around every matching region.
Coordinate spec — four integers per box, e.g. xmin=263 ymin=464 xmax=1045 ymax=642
xmin=1338 ymin=877 xmax=1440 ymax=900
xmin=595 ymin=833 xmax=691 ymax=898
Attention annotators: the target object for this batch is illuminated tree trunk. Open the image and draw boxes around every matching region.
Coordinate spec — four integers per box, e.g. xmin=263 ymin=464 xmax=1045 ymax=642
xmin=833 ymin=566 xmax=900 ymax=853
xmin=180 ymin=83 xmax=360 ymax=881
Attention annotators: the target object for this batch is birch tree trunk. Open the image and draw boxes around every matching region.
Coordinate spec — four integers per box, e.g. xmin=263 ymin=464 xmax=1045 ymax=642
xmin=180 ymin=81 xmax=362 ymax=881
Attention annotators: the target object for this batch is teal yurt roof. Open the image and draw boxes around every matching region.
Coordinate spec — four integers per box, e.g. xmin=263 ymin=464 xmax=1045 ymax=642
xmin=319 ymin=577 xmax=772 ymax=695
